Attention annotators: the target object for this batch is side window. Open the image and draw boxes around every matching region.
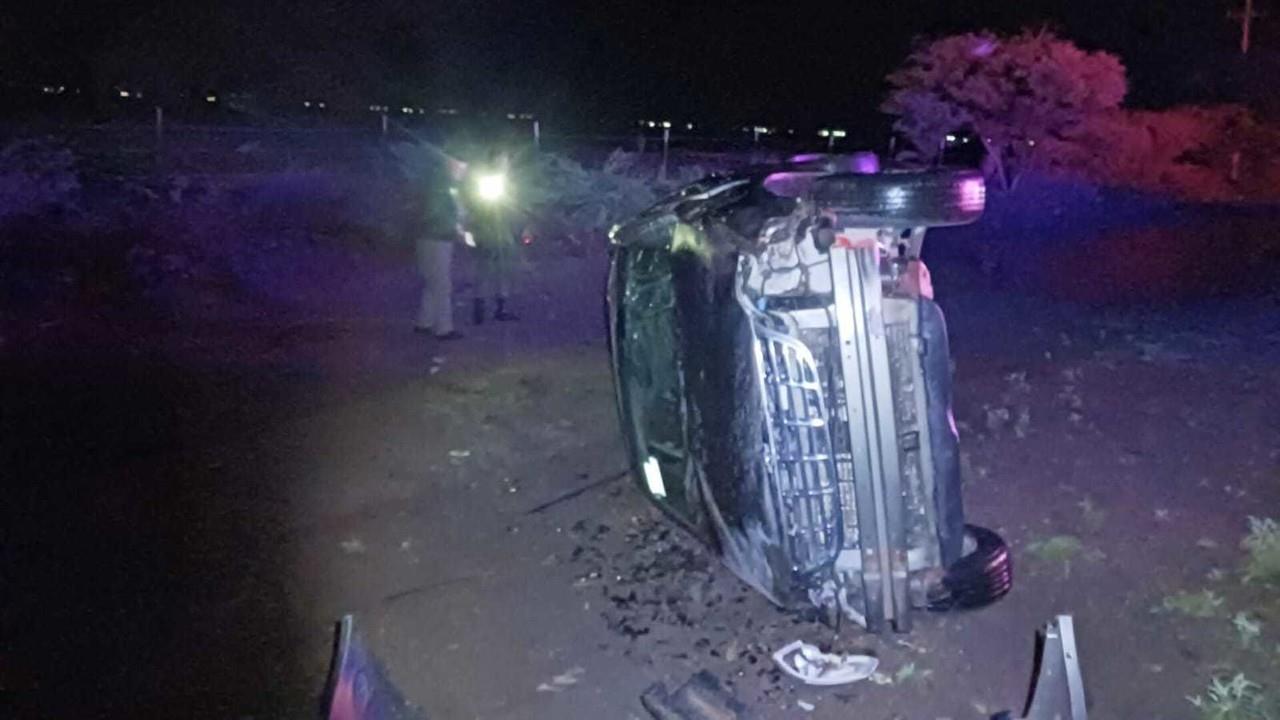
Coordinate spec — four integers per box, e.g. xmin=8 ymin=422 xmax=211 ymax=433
xmin=618 ymin=248 xmax=696 ymax=520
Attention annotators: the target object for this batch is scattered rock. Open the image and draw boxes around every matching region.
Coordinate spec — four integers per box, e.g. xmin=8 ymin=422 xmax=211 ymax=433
xmin=984 ymin=405 xmax=1011 ymax=431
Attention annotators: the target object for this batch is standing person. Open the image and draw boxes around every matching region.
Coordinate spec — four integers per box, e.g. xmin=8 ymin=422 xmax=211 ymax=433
xmin=414 ymin=154 xmax=469 ymax=340
xmin=464 ymin=149 xmax=521 ymax=325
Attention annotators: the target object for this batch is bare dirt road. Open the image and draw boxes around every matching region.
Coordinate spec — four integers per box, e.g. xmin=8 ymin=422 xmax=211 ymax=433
xmin=4 ymin=231 xmax=1278 ymax=719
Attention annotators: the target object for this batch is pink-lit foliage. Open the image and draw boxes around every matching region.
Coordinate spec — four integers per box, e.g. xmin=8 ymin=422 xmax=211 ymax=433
xmin=883 ymin=30 xmax=1127 ymax=190
xmin=1042 ymin=105 xmax=1280 ymax=200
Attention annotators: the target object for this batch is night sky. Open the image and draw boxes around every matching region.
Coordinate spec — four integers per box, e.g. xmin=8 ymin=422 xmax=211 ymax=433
xmin=1 ymin=0 xmax=1268 ymax=128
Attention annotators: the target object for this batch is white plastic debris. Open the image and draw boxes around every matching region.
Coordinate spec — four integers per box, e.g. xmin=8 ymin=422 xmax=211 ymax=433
xmin=797 ymin=699 xmax=816 ymax=711
xmin=771 ymin=640 xmax=878 ymax=686
xmin=536 ymin=666 xmax=584 ymax=693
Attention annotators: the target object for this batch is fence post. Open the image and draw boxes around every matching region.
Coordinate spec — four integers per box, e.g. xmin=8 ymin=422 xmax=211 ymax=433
xmin=381 ymin=112 xmax=388 ymax=138
xmin=533 ymin=120 xmax=541 ymax=151
xmin=660 ymin=126 xmax=670 ymax=183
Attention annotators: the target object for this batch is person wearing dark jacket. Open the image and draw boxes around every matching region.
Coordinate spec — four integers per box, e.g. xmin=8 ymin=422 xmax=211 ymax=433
xmin=463 ymin=150 xmax=520 ymax=324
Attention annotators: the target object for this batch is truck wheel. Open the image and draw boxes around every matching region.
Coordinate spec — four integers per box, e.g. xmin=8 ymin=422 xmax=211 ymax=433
xmin=810 ymin=169 xmax=986 ymax=227
xmin=926 ymin=524 xmax=1012 ymax=611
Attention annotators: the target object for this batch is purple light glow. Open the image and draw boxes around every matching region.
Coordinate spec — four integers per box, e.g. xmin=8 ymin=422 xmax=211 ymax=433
xmin=763 ymin=171 xmax=825 ymax=197
xmin=959 ymin=177 xmax=986 ymax=212
xmin=971 ymin=39 xmax=997 ymax=57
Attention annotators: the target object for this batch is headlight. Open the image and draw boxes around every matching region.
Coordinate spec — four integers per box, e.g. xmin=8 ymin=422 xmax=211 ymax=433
xmin=475 ymin=173 xmax=507 ymax=203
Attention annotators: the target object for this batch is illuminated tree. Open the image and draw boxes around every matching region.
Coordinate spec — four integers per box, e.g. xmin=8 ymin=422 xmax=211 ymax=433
xmin=883 ymin=30 xmax=1126 ymax=189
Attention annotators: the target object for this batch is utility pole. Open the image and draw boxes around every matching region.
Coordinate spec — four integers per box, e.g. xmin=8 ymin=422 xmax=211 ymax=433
xmin=1229 ymin=0 xmax=1264 ymax=54
xmin=1227 ymin=0 xmax=1263 ymax=182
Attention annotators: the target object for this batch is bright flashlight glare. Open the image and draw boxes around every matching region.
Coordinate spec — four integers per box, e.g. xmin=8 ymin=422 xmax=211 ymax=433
xmin=475 ymin=173 xmax=506 ymax=202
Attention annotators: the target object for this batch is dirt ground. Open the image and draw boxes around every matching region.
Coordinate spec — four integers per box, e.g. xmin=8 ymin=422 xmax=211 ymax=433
xmin=3 ymin=221 xmax=1279 ymax=719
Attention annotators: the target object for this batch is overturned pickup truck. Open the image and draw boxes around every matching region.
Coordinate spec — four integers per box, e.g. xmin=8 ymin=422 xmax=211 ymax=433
xmin=606 ymin=155 xmax=1011 ymax=632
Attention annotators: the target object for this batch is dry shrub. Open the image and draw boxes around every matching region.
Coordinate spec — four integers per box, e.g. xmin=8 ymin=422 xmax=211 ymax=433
xmin=0 ymin=139 xmax=80 ymax=223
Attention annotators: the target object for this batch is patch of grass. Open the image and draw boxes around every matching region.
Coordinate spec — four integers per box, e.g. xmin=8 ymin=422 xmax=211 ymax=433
xmin=1233 ymin=612 xmax=1263 ymax=650
xmin=1077 ymin=496 xmax=1107 ymax=531
xmin=1242 ymin=517 xmax=1280 ymax=585
xmin=892 ymin=661 xmax=932 ymax=684
xmin=1188 ymin=674 xmax=1276 ymax=720
xmin=1027 ymin=535 xmax=1083 ymax=561
xmin=1027 ymin=535 xmax=1084 ymax=576
xmin=1158 ymin=589 xmax=1226 ymax=618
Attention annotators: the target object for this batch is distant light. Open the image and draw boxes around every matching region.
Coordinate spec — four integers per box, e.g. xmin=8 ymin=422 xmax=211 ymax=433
xmin=206 ymin=95 xmax=217 ymax=103
xmin=118 ymin=90 xmax=131 ymax=98
xmin=1027 ymin=139 xmax=1036 ymax=147
xmin=661 ymin=120 xmax=672 ymax=129
xmin=507 ymin=113 xmax=516 ymax=120
xmin=401 ymin=106 xmax=413 ymax=114
xmin=437 ymin=107 xmax=458 ymax=116
xmin=945 ymin=133 xmax=957 ymax=143
xmin=638 ymin=120 xmax=646 ymax=127
xmin=818 ymin=129 xmax=830 ymax=138
xmin=685 ymin=122 xmax=694 ymax=130
xmin=519 ymin=113 xmax=535 ymax=120
xmin=647 ymin=121 xmax=656 ymax=128
xmin=832 ymin=129 xmax=847 ymax=138
xmin=788 ymin=129 xmax=795 ymax=135
xmin=318 ymin=102 xmax=326 ymax=109
xmin=753 ymin=125 xmax=771 ymax=135
xmin=304 ymin=101 xmax=312 ymax=108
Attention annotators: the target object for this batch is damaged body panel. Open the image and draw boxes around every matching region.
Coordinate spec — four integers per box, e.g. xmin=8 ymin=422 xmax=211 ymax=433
xmin=607 ymin=157 xmax=1011 ymax=631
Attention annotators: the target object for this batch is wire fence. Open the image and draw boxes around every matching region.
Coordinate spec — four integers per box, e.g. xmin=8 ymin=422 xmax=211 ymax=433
xmin=4 ymin=118 xmax=859 ymax=180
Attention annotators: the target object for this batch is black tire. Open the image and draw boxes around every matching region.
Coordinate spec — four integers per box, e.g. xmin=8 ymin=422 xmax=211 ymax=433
xmin=810 ymin=168 xmax=986 ymax=227
xmin=926 ymin=524 xmax=1013 ymax=611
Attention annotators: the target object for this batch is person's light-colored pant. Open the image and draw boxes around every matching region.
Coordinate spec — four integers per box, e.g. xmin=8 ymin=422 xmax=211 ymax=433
xmin=415 ymin=238 xmax=454 ymax=334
